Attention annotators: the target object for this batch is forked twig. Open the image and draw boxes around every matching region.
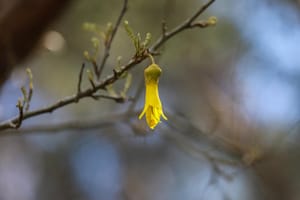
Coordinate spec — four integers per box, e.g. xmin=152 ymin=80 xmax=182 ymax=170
xmin=96 ymin=0 xmax=128 ymax=79
xmin=0 ymin=0 xmax=216 ymax=132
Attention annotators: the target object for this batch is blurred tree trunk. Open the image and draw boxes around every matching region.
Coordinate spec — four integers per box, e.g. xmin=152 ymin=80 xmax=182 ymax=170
xmin=0 ymin=0 xmax=71 ymax=88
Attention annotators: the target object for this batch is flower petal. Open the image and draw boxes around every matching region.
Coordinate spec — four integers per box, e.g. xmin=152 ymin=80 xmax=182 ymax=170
xmin=139 ymin=63 xmax=167 ymax=129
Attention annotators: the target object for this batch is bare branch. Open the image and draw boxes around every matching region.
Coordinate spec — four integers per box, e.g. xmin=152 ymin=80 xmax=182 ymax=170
xmin=14 ymin=100 xmax=24 ymax=129
xmin=0 ymin=0 xmax=216 ymax=131
xmin=97 ymin=0 xmax=128 ymax=79
xmin=190 ymin=20 xmax=215 ymax=28
xmin=77 ymin=63 xmax=85 ymax=95
xmin=90 ymin=94 xmax=131 ymax=103
xmin=150 ymin=0 xmax=215 ymax=52
xmin=3 ymin=111 xmax=137 ymax=134
xmin=91 ymin=60 xmax=99 ymax=77
xmin=161 ymin=20 xmax=167 ymax=38
xmin=0 ymin=57 xmax=143 ymax=131
xmin=25 ymin=88 xmax=33 ymax=112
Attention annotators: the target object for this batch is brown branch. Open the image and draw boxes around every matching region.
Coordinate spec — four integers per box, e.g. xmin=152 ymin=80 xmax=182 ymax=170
xmin=88 ymin=77 xmax=97 ymax=89
xmin=25 ymin=88 xmax=33 ymax=111
xmin=16 ymin=102 xmax=24 ymax=128
xmin=3 ymin=111 xmax=138 ymax=134
xmin=91 ymin=60 xmax=99 ymax=77
xmin=0 ymin=57 xmax=143 ymax=131
xmin=0 ymin=0 xmax=215 ymax=131
xmin=90 ymin=94 xmax=131 ymax=103
xmin=96 ymin=0 xmax=128 ymax=79
xmin=77 ymin=63 xmax=85 ymax=95
xmin=164 ymin=121 xmax=240 ymax=167
xmin=190 ymin=20 xmax=215 ymax=28
xmin=13 ymin=100 xmax=24 ymax=129
xmin=150 ymin=0 xmax=215 ymax=52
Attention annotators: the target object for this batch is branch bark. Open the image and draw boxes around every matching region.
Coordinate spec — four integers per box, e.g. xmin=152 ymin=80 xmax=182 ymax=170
xmin=96 ymin=0 xmax=128 ymax=79
xmin=0 ymin=0 xmax=216 ymax=131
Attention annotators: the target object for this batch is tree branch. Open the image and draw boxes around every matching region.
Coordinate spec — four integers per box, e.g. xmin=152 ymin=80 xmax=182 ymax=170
xmin=150 ymin=0 xmax=215 ymax=52
xmin=77 ymin=63 xmax=85 ymax=95
xmin=3 ymin=111 xmax=137 ymax=134
xmin=96 ymin=0 xmax=128 ymax=79
xmin=0 ymin=0 xmax=215 ymax=131
xmin=0 ymin=57 xmax=144 ymax=131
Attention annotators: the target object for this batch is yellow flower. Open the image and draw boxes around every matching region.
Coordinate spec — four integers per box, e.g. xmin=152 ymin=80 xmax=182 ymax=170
xmin=139 ymin=63 xmax=167 ymax=129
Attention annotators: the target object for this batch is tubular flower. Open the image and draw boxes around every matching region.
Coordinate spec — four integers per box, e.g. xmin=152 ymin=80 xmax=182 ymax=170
xmin=139 ymin=63 xmax=167 ymax=129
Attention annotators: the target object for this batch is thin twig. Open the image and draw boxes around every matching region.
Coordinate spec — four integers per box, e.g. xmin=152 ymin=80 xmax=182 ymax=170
xmin=14 ymin=100 xmax=24 ymax=129
xmin=97 ymin=0 xmax=128 ymax=79
xmin=190 ymin=20 xmax=215 ymax=28
xmin=3 ymin=111 xmax=138 ymax=134
xmin=77 ymin=63 xmax=85 ymax=95
xmin=164 ymin=120 xmax=240 ymax=166
xmin=91 ymin=94 xmax=131 ymax=103
xmin=25 ymin=88 xmax=33 ymax=112
xmin=0 ymin=0 xmax=215 ymax=131
xmin=88 ymin=77 xmax=96 ymax=89
xmin=150 ymin=0 xmax=215 ymax=52
xmin=0 ymin=57 xmax=144 ymax=131
xmin=20 ymin=68 xmax=34 ymax=112
xmin=91 ymin=60 xmax=98 ymax=77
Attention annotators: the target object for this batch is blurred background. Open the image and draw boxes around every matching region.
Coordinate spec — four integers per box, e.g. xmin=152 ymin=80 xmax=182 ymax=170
xmin=0 ymin=0 xmax=300 ymax=199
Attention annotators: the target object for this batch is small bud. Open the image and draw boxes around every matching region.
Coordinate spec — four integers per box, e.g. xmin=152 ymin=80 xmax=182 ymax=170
xmin=17 ymin=98 xmax=23 ymax=108
xmin=21 ymin=87 xmax=27 ymax=101
xmin=26 ymin=68 xmax=34 ymax=90
xmin=87 ymin=69 xmax=94 ymax=81
xmin=83 ymin=51 xmax=90 ymax=60
xmin=117 ymin=56 xmax=122 ymax=68
xmin=106 ymin=84 xmax=118 ymax=97
xmin=82 ymin=22 xmax=97 ymax=31
xmin=143 ymin=32 xmax=152 ymax=48
xmin=124 ymin=20 xmax=136 ymax=43
xmin=91 ymin=37 xmax=100 ymax=48
xmin=106 ymin=22 xmax=113 ymax=34
xmin=117 ymin=56 xmax=122 ymax=62
xmin=207 ymin=16 xmax=217 ymax=26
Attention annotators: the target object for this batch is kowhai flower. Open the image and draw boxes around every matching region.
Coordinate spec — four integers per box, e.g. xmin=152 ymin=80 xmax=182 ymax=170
xmin=139 ymin=63 xmax=167 ymax=129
